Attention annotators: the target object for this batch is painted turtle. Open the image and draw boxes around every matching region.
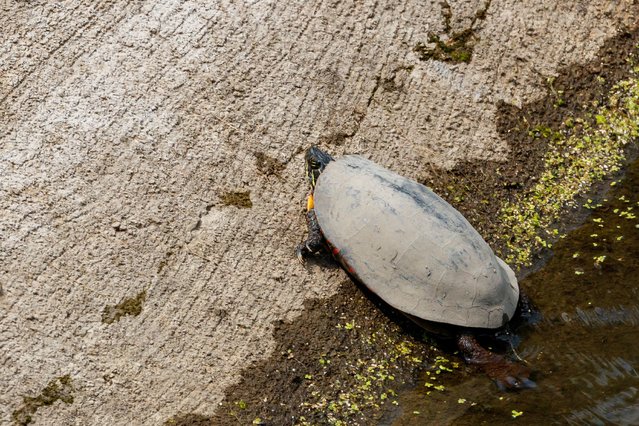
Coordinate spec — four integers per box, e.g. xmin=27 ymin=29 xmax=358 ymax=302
xmin=296 ymin=146 xmax=537 ymax=390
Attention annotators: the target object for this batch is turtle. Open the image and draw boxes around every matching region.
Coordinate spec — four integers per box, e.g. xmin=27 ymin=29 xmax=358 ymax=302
xmin=296 ymin=146 xmax=537 ymax=390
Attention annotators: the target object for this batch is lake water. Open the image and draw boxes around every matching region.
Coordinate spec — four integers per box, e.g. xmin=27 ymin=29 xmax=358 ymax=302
xmin=392 ymin=158 xmax=639 ymax=425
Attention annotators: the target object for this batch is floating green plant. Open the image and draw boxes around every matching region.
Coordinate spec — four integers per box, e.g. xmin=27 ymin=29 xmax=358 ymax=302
xmin=298 ymin=328 xmax=426 ymax=425
xmin=500 ymin=66 xmax=639 ymax=267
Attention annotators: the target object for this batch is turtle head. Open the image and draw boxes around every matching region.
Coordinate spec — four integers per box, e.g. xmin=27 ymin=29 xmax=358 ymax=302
xmin=305 ymin=146 xmax=333 ymax=189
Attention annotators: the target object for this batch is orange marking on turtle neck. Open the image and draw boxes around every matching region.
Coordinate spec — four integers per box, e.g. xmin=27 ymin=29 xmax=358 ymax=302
xmin=307 ymin=194 xmax=314 ymax=211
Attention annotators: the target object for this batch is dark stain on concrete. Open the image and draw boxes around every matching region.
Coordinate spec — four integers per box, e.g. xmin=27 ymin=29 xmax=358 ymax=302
xmin=12 ymin=375 xmax=74 ymax=426
xmin=102 ymin=290 xmax=147 ymax=324
xmin=220 ymin=191 xmax=253 ymax=208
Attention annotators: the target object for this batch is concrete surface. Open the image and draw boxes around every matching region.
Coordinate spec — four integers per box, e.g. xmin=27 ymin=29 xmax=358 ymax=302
xmin=1 ymin=0 xmax=636 ymax=423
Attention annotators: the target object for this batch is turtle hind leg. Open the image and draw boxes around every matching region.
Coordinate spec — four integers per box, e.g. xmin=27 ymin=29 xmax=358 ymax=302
xmin=296 ymin=209 xmax=325 ymax=263
xmin=456 ymin=333 xmax=536 ymax=391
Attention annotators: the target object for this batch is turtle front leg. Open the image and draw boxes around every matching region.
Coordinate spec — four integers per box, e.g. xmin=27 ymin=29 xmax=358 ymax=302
xmin=296 ymin=195 xmax=326 ymax=263
xmin=457 ymin=334 xmax=535 ymax=391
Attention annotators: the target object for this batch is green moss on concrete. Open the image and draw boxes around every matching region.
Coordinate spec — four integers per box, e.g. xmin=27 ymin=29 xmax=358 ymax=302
xmin=414 ymin=0 xmax=491 ymax=64
xmin=220 ymin=191 xmax=253 ymax=208
xmin=12 ymin=375 xmax=74 ymax=426
xmin=414 ymin=31 xmax=476 ymax=64
xmin=102 ymin=290 xmax=147 ymax=324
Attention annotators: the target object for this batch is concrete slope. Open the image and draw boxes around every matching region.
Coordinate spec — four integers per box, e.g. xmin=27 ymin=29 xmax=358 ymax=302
xmin=1 ymin=0 xmax=635 ymax=424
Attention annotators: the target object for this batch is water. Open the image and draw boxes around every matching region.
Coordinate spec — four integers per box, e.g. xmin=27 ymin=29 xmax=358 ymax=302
xmin=393 ymin=158 xmax=639 ymax=425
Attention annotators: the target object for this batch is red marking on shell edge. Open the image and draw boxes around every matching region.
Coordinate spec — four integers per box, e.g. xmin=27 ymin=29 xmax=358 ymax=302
xmin=340 ymin=257 xmax=356 ymax=276
xmin=326 ymin=240 xmax=358 ymax=277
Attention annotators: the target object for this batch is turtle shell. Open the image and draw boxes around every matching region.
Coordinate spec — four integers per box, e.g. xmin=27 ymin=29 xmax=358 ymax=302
xmin=313 ymin=155 xmax=519 ymax=329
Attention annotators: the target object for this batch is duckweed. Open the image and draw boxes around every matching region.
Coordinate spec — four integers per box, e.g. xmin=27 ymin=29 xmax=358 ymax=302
xmin=298 ymin=328 xmax=426 ymax=425
xmin=500 ymin=66 xmax=639 ymax=267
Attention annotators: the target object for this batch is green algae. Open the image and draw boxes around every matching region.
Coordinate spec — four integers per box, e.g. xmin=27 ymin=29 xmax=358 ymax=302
xmin=220 ymin=191 xmax=253 ymax=208
xmin=414 ymin=31 xmax=475 ymax=64
xmin=414 ymin=0 xmax=491 ymax=64
xmin=102 ymin=290 xmax=147 ymax=324
xmin=12 ymin=375 xmax=74 ymax=426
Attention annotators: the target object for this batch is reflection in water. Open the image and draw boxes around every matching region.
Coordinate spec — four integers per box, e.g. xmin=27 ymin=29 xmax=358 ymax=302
xmin=568 ymin=305 xmax=639 ymax=327
xmin=393 ymin=159 xmax=639 ymax=425
xmin=566 ymin=387 xmax=639 ymax=425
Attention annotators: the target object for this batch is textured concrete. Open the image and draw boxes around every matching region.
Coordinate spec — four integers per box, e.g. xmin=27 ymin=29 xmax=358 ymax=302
xmin=1 ymin=0 xmax=636 ymax=423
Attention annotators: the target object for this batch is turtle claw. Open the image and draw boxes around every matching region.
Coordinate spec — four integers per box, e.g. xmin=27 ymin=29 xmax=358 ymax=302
xmin=486 ymin=360 xmax=535 ymax=391
xmin=496 ymin=374 xmax=536 ymax=391
xmin=295 ymin=244 xmax=306 ymax=264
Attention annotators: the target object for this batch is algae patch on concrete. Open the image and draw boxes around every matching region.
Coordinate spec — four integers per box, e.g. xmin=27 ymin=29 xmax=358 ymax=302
xmin=414 ymin=0 xmax=491 ymax=64
xmin=500 ymin=66 xmax=639 ymax=268
xmin=414 ymin=31 xmax=476 ymax=64
xmin=220 ymin=191 xmax=253 ymax=208
xmin=12 ymin=375 xmax=74 ymax=426
xmin=102 ymin=290 xmax=147 ymax=324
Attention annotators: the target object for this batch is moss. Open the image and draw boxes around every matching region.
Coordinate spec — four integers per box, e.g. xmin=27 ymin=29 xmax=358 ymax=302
xmin=102 ymin=290 xmax=147 ymax=324
xmin=414 ymin=31 xmax=476 ymax=64
xmin=254 ymin=152 xmax=285 ymax=177
xmin=414 ymin=0 xmax=490 ymax=64
xmin=499 ymin=66 xmax=639 ymax=267
xmin=12 ymin=375 xmax=74 ymax=426
xmin=220 ymin=191 xmax=253 ymax=208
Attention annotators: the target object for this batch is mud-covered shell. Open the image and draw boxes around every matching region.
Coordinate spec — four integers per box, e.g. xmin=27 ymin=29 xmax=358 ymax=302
xmin=313 ymin=155 xmax=519 ymax=329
